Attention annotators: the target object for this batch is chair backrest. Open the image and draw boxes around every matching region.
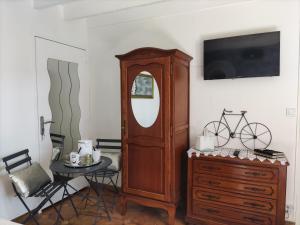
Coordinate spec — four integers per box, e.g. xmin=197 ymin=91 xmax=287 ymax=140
xmin=50 ymin=133 xmax=65 ymax=150
xmin=50 ymin=133 xmax=65 ymax=160
xmin=95 ymin=139 xmax=121 ymax=152
xmin=2 ymin=149 xmax=32 ymax=174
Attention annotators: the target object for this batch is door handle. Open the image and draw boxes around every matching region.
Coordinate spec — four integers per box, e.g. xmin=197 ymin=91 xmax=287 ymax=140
xmin=121 ymin=120 xmax=126 ymax=135
xmin=44 ymin=120 xmax=54 ymax=124
xmin=40 ymin=116 xmax=54 ymax=136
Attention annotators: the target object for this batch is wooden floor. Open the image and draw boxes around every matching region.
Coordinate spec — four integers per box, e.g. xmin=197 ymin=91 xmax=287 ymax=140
xmin=15 ymin=188 xmax=295 ymax=225
xmin=15 ymin=188 xmax=186 ymax=225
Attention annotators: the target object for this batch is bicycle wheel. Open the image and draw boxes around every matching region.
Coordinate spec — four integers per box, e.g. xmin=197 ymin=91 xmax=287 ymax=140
xmin=204 ymin=121 xmax=230 ymax=147
xmin=240 ymin=122 xmax=272 ymax=150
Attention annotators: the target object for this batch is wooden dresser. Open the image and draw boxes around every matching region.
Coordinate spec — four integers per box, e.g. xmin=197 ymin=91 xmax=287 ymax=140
xmin=186 ymin=153 xmax=288 ymax=225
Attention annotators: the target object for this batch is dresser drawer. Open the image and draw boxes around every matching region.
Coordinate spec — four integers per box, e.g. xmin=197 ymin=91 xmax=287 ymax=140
xmin=192 ymin=200 xmax=275 ymax=225
xmin=193 ymin=173 xmax=278 ymax=199
xmin=193 ymin=188 xmax=276 ymax=215
xmin=193 ymin=159 xmax=278 ymax=184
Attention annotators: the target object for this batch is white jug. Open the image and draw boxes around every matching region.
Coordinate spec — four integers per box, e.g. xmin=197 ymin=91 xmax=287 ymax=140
xmin=78 ymin=140 xmax=93 ymax=156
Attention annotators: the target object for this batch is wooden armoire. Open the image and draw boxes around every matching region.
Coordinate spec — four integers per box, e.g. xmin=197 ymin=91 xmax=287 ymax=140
xmin=116 ymin=48 xmax=192 ymax=224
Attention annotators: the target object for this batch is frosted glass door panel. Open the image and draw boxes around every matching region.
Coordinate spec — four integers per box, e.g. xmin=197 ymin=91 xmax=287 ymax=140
xmin=48 ymin=59 xmax=81 ymax=155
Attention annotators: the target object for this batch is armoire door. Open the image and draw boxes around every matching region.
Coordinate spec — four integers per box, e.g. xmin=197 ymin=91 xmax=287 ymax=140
xmin=121 ymin=57 xmax=171 ymax=201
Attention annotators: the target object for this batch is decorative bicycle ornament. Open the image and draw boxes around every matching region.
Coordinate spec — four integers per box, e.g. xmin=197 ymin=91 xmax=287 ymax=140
xmin=204 ymin=109 xmax=272 ymax=150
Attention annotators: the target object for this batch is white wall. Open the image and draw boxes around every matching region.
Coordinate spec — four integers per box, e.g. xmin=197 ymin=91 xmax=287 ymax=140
xmin=0 ymin=1 xmax=3 ymax=158
xmin=0 ymin=0 xmax=88 ymax=219
xmin=87 ymin=1 xmax=300 ymax=222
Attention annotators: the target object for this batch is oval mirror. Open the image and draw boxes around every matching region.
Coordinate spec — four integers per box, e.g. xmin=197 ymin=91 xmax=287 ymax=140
xmin=131 ymin=71 xmax=160 ymax=128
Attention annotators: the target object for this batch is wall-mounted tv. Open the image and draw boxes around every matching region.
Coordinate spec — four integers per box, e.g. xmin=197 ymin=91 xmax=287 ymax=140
xmin=204 ymin=31 xmax=280 ymax=80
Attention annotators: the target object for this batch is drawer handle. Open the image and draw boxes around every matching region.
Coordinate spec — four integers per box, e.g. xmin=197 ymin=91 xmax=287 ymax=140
xmin=202 ymin=166 xmax=220 ymax=170
xmin=205 ymin=208 xmax=220 ymax=214
xmin=244 ymin=171 xmax=266 ymax=177
xmin=202 ymin=194 xmax=220 ymax=200
xmin=243 ymin=201 xmax=266 ymax=209
xmin=208 ymin=180 xmax=221 ymax=186
xmin=244 ymin=186 xmax=266 ymax=192
xmin=244 ymin=216 xmax=265 ymax=224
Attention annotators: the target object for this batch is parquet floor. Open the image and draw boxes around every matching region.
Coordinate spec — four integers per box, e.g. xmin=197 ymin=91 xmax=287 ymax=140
xmin=15 ymin=188 xmax=186 ymax=225
xmin=14 ymin=188 xmax=295 ymax=225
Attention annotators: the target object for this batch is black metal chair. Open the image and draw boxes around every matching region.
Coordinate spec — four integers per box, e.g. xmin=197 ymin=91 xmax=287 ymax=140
xmin=95 ymin=139 xmax=121 ymax=194
xmin=50 ymin=133 xmax=65 ymax=160
xmin=50 ymin=133 xmax=77 ymax=191
xmin=2 ymin=149 xmax=64 ymax=225
xmin=50 ymin=133 xmax=79 ymax=217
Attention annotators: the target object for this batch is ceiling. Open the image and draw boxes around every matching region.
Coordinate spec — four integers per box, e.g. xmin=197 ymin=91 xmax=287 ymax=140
xmin=32 ymin=0 xmax=81 ymax=9
xmin=33 ymin=0 xmax=253 ymax=26
xmin=32 ymin=0 xmax=167 ymax=10
xmin=61 ymin=0 xmax=168 ymax=20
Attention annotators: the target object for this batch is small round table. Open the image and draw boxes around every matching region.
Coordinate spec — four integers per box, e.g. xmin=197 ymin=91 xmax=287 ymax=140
xmin=50 ymin=156 xmax=112 ymax=175
xmin=50 ymin=156 xmax=112 ymax=222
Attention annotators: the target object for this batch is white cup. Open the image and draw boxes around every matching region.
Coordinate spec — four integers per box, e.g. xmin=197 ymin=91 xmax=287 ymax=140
xmin=70 ymin=152 xmax=80 ymax=166
xmin=92 ymin=150 xmax=101 ymax=162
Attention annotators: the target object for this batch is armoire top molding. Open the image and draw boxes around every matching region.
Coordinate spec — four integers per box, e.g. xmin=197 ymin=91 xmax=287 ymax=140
xmin=115 ymin=47 xmax=193 ymax=62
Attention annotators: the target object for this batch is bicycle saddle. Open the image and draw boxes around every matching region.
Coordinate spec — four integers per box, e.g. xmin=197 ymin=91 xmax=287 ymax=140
xmin=241 ymin=110 xmax=247 ymax=113
xmin=224 ymin=109 xmax=233 ymax=113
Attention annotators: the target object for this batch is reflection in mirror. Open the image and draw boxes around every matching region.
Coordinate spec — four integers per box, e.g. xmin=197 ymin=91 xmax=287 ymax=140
xmin=47 ymin=59 xmax=81 ymax=157
xmin=131 ymin=71 xmax=160 ymax=128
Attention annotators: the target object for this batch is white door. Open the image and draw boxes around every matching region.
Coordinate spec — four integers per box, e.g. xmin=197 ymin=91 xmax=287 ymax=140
xmin=35 ymin=37 xmax=90 ymax=173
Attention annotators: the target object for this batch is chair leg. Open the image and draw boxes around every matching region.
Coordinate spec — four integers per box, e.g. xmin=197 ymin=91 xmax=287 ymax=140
xmin=111 ymin=172 xmax=120 ymax=210
xmin=115 ymin=172 xmax=120 ymax=187
xmin=110 ymin=177 xmax=119 ymax=193
xmin=43 ymin=189 xmax=64 ymax=221
xmin=82 ymin=175 xmax=94 ymax=208
xmin=18 ymin=195 xmax=40 ymax=225
xmin=84 ymin=187 xmax=91 ymax=208
xmin=55 ymin=188 xmax=66 ymax=225
xmin=49 ymin=198 xmax=64 ymax=220
xmin=87 ymin=174 xmax=100 ymax=196
xmin=23 ymin=212 xmax=40 ymax=225
xmin=94 ymin=175 xmax=111 ymax=221
xmin=64 ymin=184 xmax=79 ymax=216
xmin=102 ymin=173 xmax=105 ymax=184
xmin=33 ymin=184 xmax=64 ymax=224
xmin=67 ymin=183 xmax=78 ymax=193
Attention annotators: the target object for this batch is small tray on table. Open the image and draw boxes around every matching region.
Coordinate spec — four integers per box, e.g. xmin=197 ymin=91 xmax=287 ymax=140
xmin=64 ymin=160 xmax=102 ymax=168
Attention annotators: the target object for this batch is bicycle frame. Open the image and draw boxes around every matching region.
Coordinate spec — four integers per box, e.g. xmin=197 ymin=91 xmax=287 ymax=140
xmin=205 ymin=109 xmax=272 ymax=149
xmin=217 ymin=109 xmax=254 ymax=137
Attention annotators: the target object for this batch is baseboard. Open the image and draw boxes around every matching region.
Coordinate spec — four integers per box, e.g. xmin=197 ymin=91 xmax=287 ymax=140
xmin=286 ymin=221 xmax=295 ymax=225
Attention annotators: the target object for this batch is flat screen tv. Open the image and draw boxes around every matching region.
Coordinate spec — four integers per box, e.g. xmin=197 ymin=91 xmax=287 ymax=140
xmin=204 ymin=31 xmax=280 ymax=80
